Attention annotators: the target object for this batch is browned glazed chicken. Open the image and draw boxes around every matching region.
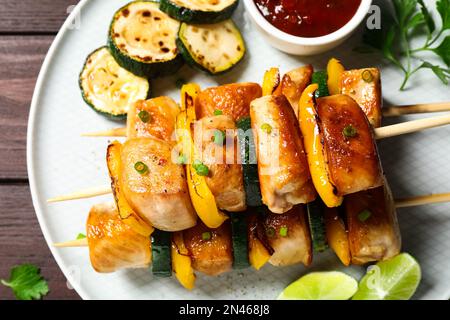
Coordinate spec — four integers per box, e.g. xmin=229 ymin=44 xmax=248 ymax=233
xmin=341 ymin=68 xmax=382 ymax=128
xmin=263 ymin=206 xmax=312 ymax=266
xmin=120 ymin=137 xmax=197 ymax=231
xmin=317 ymin=94 xmax=383 ymax=196
xmin=192 ymin=115 xmax=246 ymax=212
xmin=345 ymin=183 xmax=401 ymax=264
xmin=250 ymin=95 xmax=316 ymax=213
xmin=278 ymin=65 xmax=314 ymax=117
xmin=183 ymin=220 xmax=233 ymax=276
xmin=86 ymin=203 xmax=151 ymax=273
xmin=195 ymin=83 xmax=262 ymax=121
xmin=127 ymin=97 xmax=180 ymax=142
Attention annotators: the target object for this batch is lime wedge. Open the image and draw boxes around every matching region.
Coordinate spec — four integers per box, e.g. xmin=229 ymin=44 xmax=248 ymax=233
xmin=352 ymin=253 xmax=421 ymax=300
xmin=277 ymin=271 xmax=358 ymax=300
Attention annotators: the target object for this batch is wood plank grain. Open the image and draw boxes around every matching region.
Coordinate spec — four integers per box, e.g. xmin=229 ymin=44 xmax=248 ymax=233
xmin=0 ymin=0 xmax=78 ymax=33
xmin=0 ymin=184 xmax=80 ymax=300
xmin=0 ymin=36 xmax=54 ymax=180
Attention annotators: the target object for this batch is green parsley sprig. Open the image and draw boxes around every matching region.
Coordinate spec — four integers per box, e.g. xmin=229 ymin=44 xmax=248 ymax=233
xmin=1 ymin=264 xmax=49 ymax=300
xmin=362 ymin=0 xmax=450 ymax=90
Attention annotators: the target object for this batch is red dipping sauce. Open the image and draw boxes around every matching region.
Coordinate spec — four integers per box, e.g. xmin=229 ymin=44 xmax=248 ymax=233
xmin=254 ymin=0 xmax=362 ymax=38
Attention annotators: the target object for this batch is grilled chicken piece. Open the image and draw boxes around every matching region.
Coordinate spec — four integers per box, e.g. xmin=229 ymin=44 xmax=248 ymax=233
xmin=317 ymin=95 xmax=383 ymax=196
xmin=264 ymin=206 xmax=312 ymax=266
xmin=195 ymin=83 xmax=262 ymax=121
xmin=192 ymin=115 xmax=246 ymax=212
xmin=278 ymin=65 xmax=313 ymax=117
xmin=86 ymin=203 xmax=151 ymax=273
xmin=120 ymin=137 xmax=197 ymax=231
xmin=345 ymin=182 xmax=401 ymax=264
xmin=250 ymin=95 xmax=316 ymax=213
xmin=127 ymin=97 xmax=180 ymax=141
xmin=183 ymin=220 xmax=233 ymax=276
xmin=341 ymin=68 xmax=382 ymax=128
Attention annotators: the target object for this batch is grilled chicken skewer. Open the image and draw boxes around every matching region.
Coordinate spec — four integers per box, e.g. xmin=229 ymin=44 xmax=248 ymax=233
xmin=46 ymin=112 xmax=450 ymax=204
xmin=54 ymin=191 xmax=450 ymax=276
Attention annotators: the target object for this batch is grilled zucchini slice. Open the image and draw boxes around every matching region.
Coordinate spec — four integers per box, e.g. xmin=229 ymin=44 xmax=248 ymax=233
xmin=79 ymin=47 xmax=150 ymax=120
xmin=108 ymin=1 xmax=184 ymax=78
xmin=307 ymin=200 xmax=328 ymax=253
xmin=176 ymin=20 xmax=245 ymax=75
xmin=160 ymin=0 xmax=239 ymax=24
xmin=152 ymin=230 xmax=173 ymax=278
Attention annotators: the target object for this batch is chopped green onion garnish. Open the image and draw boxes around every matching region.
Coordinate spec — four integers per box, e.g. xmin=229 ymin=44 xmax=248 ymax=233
xmin=202 ymin=232 xmax=212 ymax=241
xmin=214 ymin=109 xmax=223 ymax=116
xmin=266 ymin=227 xmax=275 ymax=237
xmin=362 ymin=70 xmax=374 ymax=83
xmin=175 ymin=78 xmax=187 ymax=89
xmin=261 ymin=123 xmax=272 ymax=134
xmin=279 ymin=226 xmax=288 ymax=237
xmin=193 ymin=160 xmax=209 ymax=176
xmin=134 ymin=161 xmax=149 ymax=175
xmin=343 ymin=125 xmax=357 ymax=138
xmin=358 ymin=209 xmax=372 ymax=222
xmin=177 ymin=154 xmax=187 ymax=165
xmin=212 ymin=130 xmax=226 ymax=145
xmin=138 ymin=110 xmax=151 ymax=123
xmin=76 ymin=233 xmax=86 ymax=240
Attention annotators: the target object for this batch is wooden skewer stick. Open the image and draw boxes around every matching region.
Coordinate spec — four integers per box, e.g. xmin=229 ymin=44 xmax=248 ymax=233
xmin=81 ymin=127 xmax=127 ymax=137
xmin=83 ymin=112 xmax=450 ymax=140
xmin=52 ymin=193 xmax=450 ymax=248
xmin=383 ymin=102 xmax=450 ymax=117
xmin=374 ymin=113 xmax=450 ymax=140
xmin=53 ymin=238 xmax=88 ymax=247
xmin=47 ymin=185 xmax=112 ymax=203
xmin=82 ymin=103 xmax=450 ymax=137
xmin=395 ymin=192 xmax=450 ymax=209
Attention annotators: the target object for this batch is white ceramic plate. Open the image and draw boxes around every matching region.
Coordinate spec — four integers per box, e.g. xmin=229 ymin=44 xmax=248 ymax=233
xmin=27 ymin=0 xmax=450 ymax=300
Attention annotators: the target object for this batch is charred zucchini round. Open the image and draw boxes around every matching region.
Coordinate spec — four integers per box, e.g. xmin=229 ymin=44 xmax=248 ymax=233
xmin=108 ymin=1 xmax=184 ymax=78
xmin=79 ymin=47 xmax=150 ymax=120
xmin=176 ymin=20 xmax=245 ymax=75
xmin=307 ymin=200 xmax=328 ymax=253
xmin=160 ymin=0 xmax=239 ymax=24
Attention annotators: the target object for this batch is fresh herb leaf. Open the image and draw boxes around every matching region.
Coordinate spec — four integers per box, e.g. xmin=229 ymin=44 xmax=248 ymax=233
xmin=419 ymin=62 xmax=449 ymax=85
xmin=417 ymin=0 xmax=435 ymax=34
xmin=76 ymin=233 xmax=86 ymax=240
xmin=382 ymin=26 xmax=400 ymax=67
xmin=433 ymin=36 xmax=450 ymax=67
xmin=406 ymin=12 xmax=425 ymax=31
xmin=193 ymin=160 xmax=209 ymax=176
xmin=437 ymin=0 xmax=450 ymax=30
xmin=177 ymin=154 xmax=187 ymax=165
xmin=358 ymin=209 xmax=372 ymax=222
xmin=393 ymin=0 xmax=417 ymax=27
xmin=201 ymin=232 xmax=211 ymax=241
xmin=1 ymin=264 xmax=49 ymax=300
xmin=362 ymin=0 xmax=450 ymax=90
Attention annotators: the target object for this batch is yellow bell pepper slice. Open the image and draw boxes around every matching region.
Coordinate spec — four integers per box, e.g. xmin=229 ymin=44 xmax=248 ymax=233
xmin=176 ymin=84 xmax=229 ymax=229
xmin=249 ymin=237 xmax=271 ymax=270
xmin=327 ymin=58 xmax=345 ymax=95
xmin=324 ymin=207 xmax=351 ymax=266
xmin=171 ymin=232 xmax=196 ymax=290
xmin=262 ymin=67 xmax=280 ymax=96
xmin=299 ymin=84 xmax=343 ymax=208
xmin=106 ymin=141 xmax=154 ymax=237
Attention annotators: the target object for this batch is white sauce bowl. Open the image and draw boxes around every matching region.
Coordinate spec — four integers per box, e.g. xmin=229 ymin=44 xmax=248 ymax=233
xmin=243 ymin=0 xmax=373 ymax=55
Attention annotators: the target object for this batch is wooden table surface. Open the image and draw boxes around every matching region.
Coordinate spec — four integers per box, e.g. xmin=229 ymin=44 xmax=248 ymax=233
xmin=0 ymin=0 xmax=81 ymax=300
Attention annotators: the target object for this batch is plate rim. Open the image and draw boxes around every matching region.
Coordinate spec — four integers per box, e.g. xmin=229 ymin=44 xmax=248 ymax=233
xmin=27 ymin=0 xmax=92 ymax=300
